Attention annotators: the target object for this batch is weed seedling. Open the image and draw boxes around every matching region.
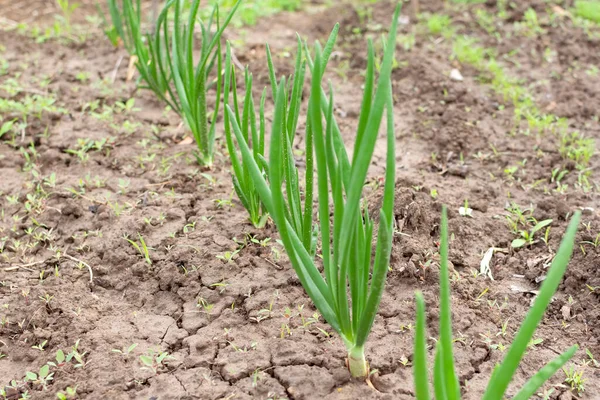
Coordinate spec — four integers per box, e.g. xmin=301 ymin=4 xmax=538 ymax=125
xmin=124 ymin=233 xmax=152 ymax=265
xmin=512 ymin=219 xmax=553 ymax=248
xmin=563 ymin=364 xmax=586 ymax=394
xmin=112 ymin=343 xmax=138 ymax=358
xmin=32 ymin=340 xmax=48 ymax=351
xmin=24 ymin=365 xmax=53 ymax=390
xmin=139 ymin=349 xmax=174 ymax=374
xmin=425 ymin=13 xmax=452 ymax=36
xmin=56 ymin=386 xmax=77 ymax=400
xmin=216 ymin=250 xmax=239 ymax=263
xmin=47 ymin=349 xmax=66 ymax=368
xmin=584 ymin=348 xmax=600 ymax=367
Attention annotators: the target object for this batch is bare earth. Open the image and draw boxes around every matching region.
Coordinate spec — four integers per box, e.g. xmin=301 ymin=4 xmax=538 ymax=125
xmin=1 ymin=0 xmax=599 ymax=399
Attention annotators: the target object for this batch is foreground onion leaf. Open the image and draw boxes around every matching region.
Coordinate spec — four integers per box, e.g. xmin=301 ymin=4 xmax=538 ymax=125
xmin=414 ymin=208 xmax=580 ymax=399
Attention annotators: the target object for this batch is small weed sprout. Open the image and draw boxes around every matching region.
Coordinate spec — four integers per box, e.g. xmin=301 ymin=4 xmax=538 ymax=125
xmin=512 ymin=219 xmax=553 ymax=248
xmin=56 ymin=386 xmax=77 ymax=400
xmin=124 ymin=233 xmax=152 ymax=265
xmin=584 ymin=348 xmax=599 ymax=368
xmin=425 ymin=13 xmax=452 ymax=36
xmin=47 ymin=349 xmax=66 ymax=368
xmin=139 ymin=349 xmax=174 ymax=374
xmin=563 ymin=364 xmax=586 ymax=394
xmin=216 ymin=250 xmax=239 ymax=263
xmin=32 ymin=340 xmax=48 ymax=351
xmin=112 ymin=343 xmax=138 ymax=358
xmin=24 ymin=365 xmax=53 ymax=390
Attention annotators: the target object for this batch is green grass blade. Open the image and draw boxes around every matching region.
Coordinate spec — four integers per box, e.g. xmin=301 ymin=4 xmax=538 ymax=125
xmin=208 ymin=34 xmax=223 ymax=154
xmin=512 ymin=345 xmax=578 ymax=400
xmin=107 ymin=0 xmax=128 ymax=50
xmin=414 ymin=292 xmax=431 ymax=400
xmin=186 ymin=0 xmax=200 ymax=87
xmin=303 ymin=38 xmax=351 ymax=190
xmin=350 ymin=219 xmax=364 ymax=334
xmin=287 ymin=36 xmax=304 ymax=141
xmin=325 ymin=87 xmax=342 ymax=268
xmin=439 ymin=206 xmax=461 ymax=400
xmin=223 ymin=44 xmax=242 ymax=163
xmin=482 ymin=211 xmax=581 ymax=400
xmin=259 ymin=88 xmax=266 ymax=155
xmin=434 ymin=341 xmax=448 ymax=400
xmin=360 ymin=212 xmax=373 ymax=322
xmin=202 ymin=5 xmax=217 ymax=55
xmin=302 ymin=109 xmax=315 ymax=254
xmin=249 ymin=81 xmax=260 ymax=161
xmin=242 ymin=69 xmax=252 ymax=142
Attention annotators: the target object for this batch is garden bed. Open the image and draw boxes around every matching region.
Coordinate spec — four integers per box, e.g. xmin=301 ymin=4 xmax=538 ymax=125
xmin=1 ymin=0 xmax=599 ymax=399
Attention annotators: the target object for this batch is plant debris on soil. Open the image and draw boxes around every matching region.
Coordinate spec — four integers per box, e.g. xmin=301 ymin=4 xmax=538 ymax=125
xmin=1 ymin=0 xmax=599 ymax=399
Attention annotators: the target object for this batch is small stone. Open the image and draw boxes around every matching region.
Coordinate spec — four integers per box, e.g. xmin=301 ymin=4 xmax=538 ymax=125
xmin=581 ymin=207 xmax=594 ymax=215
xmin=561 ymin=305 xmax=571 ymax=320
xmin=449 ymin=68 xmax=464 ymax=81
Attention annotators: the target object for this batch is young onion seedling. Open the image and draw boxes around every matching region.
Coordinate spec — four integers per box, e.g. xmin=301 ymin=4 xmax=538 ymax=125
xmin=224 ymin=36 xmax=318 ymax=251
xmin=265 ymin=37 xmax=319 ymax=255
xmin=222 ymin=43 xmax=269 ymax=228
xmin=227 ymin=4 xmax=402 ymax=378
xmin=106 ymin=0 xmax=241 ymax=166
xmin=413 ymin=208 xmax=580 ymax=399
xmin=107 ymin=0 xmax=173 ymax=108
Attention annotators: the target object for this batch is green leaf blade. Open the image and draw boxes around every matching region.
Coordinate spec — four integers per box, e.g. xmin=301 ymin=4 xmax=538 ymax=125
xmin=482 ymin=212 xmax=581 ymax=400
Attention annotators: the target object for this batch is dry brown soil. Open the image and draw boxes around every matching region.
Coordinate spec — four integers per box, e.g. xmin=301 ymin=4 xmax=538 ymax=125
xmin=1 ymin=0 xmax=599 ymax=399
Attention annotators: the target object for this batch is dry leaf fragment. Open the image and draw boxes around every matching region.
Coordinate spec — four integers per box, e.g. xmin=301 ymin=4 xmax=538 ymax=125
xmin=127 ymin=55 xmax=138 ymax=81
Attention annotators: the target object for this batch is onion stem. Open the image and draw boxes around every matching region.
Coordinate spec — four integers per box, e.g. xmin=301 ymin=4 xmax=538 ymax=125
xmin=348 ymin=345 xmax=368 ymax=378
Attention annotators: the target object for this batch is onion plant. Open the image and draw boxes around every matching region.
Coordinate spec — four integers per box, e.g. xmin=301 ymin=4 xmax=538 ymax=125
xmin=106 ymin=0 xmax=138 ymax=53
xmin=222 ymin=42 xmax=269 ymax=228
xmin=414 ymin=207 xmax=581 ymax=399
xmin=264 ymin=38 xmax=318 ymax=255
xmin=226 ymin=4 xmax=402 ymax=378
xmin=107 ymin=0 xmax=177 ymax=112
xmin=107 ymin=0 xmax=241 ymax=166
xmin=224 ymin=34 xmax=318 ymax=251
